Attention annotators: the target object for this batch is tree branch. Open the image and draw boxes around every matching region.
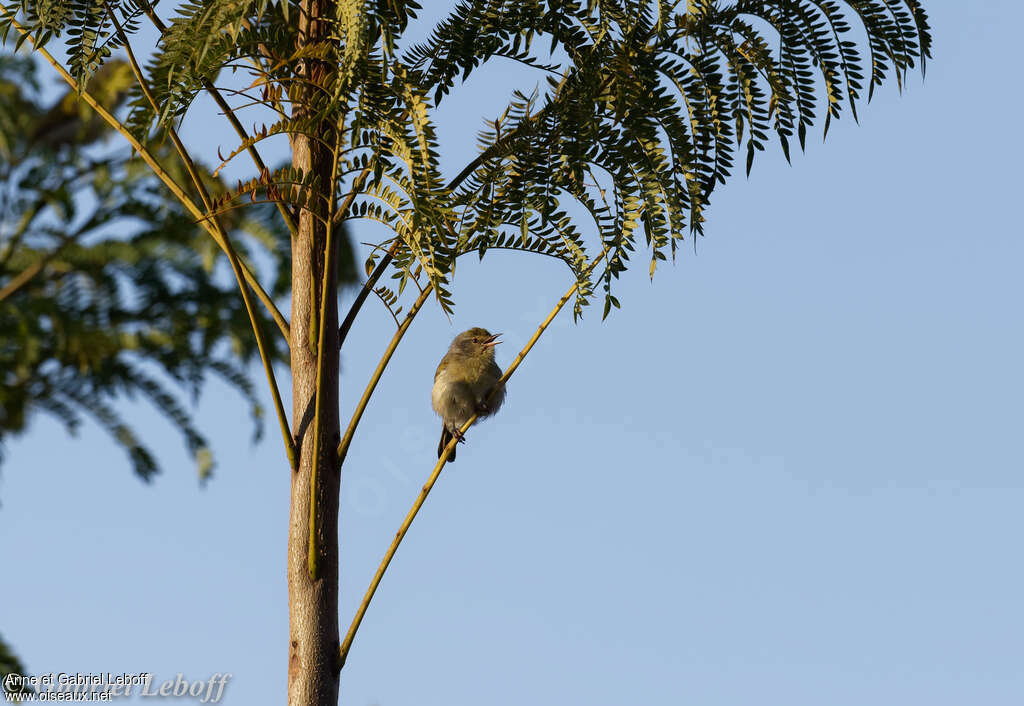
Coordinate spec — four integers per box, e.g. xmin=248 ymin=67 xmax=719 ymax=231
xmin=333 ymin=67 xmax=578 ymax=360
xmin=108 ymin=6 xmax=297 ymax=470
xmin=138 ymin=5 xmax=299 ymax=238
xmin=333 ymin=165 xmax=380 ymax=349
xmin=338 ymin=248 xmax=606 ymax=670
xmin=337 ymin=241 xmax=397 ymax=350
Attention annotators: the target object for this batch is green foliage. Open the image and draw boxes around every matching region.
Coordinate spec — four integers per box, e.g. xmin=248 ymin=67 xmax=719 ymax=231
xmin=0 ymin=54 xmax=292 ymax=481
xmin=0 ymin=0 xmax=931 ymax=469
xmin=2 ymin=1 xmax=932 ymax=325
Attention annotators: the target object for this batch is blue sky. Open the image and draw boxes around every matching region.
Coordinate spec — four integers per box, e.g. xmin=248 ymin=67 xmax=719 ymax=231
xmin=3 ymin=1 xmax=1022 ymax=704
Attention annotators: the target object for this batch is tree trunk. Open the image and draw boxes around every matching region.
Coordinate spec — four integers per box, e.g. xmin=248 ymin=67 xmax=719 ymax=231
xmin=287 ymin=1 xmax=341 ymax=703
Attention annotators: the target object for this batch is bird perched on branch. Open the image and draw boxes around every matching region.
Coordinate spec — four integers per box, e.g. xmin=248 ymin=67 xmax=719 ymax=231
xmin=432 ymin=328 xmax=506 ymax=463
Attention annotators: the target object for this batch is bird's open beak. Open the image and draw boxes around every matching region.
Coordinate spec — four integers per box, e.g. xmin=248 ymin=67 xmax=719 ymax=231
xmin=483 ymin=333 xmax=502 ymax=347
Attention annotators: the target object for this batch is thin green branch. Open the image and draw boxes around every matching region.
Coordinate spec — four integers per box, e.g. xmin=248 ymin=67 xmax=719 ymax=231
xmin=333 ymin=165 xmax=382 ymax=350
xmin=107 ymin=6 xmax=297 ymax=470
xmin=338 ymin=248 xmax=608 ymax=669
xmin=334 ymin=216 xmax=516 ymax=471
xmin=303 ymin=163 xmax=371 ymax=355
xmin=307 ymin=124 xmax=345 ymax=580
xmin=139 ymin=4 xmax=298 ymax=238
xmin=2 ymin=14 xmax=291 ymax=343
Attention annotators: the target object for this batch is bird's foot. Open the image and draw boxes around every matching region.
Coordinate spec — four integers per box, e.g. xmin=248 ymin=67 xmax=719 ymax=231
xmin=451 ymin=428 xmax=466 ymax=444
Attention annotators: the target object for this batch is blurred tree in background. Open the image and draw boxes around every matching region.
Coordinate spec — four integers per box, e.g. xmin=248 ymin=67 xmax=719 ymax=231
xmin=0 ymin=53 xmax=356 ymax=480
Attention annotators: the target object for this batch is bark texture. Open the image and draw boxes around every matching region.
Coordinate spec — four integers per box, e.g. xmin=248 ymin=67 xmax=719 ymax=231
xmin=287 ymin=1 xmax=341 ymax=703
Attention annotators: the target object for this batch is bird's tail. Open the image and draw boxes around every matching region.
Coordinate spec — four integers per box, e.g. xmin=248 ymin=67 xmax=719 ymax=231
xmin=438 ymin=425 xmax=456 ymax=463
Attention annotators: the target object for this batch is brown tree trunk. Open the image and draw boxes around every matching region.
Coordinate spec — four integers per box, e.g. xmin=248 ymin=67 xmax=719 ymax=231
xmin=287 ymin=1 xmax=341 ymax=703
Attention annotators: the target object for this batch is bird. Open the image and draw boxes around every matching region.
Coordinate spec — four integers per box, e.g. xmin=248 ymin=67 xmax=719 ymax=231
xmin=431 ymin=327 xmax=506 ymax=463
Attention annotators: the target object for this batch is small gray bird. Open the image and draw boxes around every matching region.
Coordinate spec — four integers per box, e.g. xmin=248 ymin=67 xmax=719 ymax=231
xmin=431 ymin=327 xmax=506 ymax=463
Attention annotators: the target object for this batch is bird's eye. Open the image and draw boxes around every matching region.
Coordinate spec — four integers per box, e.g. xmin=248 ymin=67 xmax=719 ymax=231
xmin=472 ymin=337 xmax=479 ymax=344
